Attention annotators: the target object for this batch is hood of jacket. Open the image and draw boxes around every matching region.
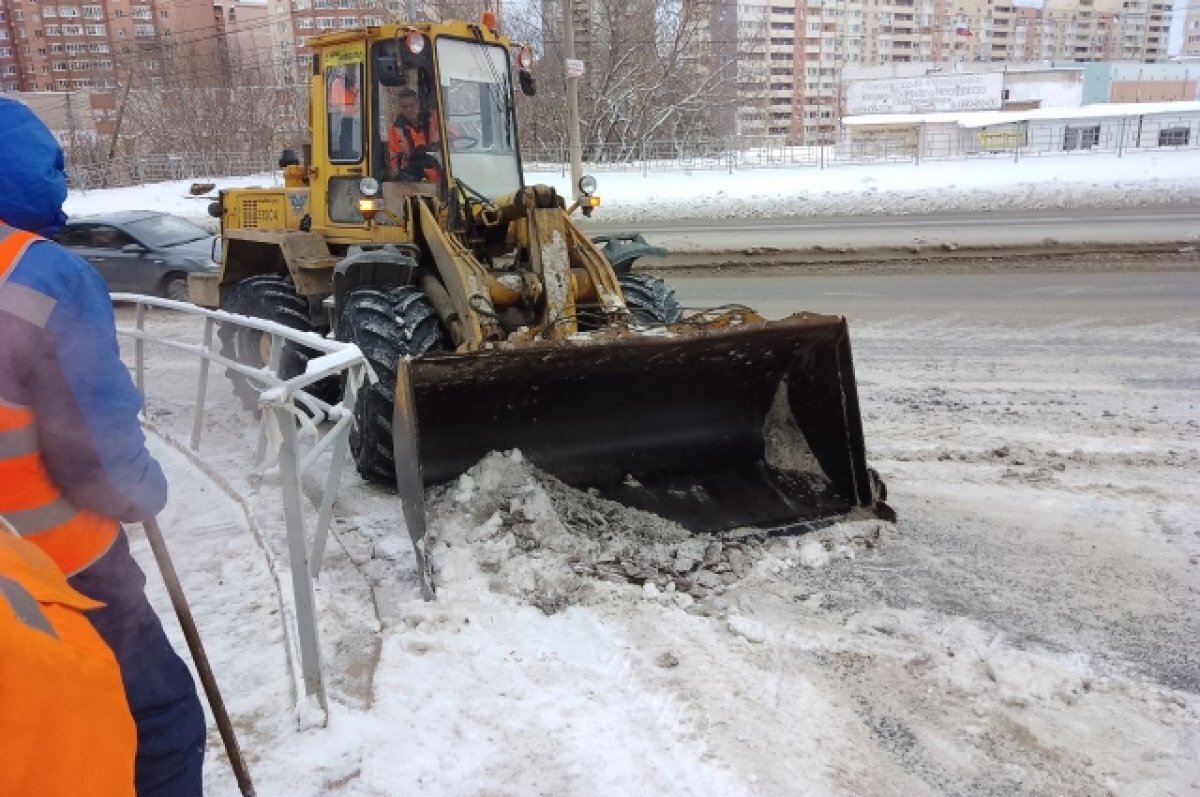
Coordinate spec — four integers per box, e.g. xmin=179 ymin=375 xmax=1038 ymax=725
xmin=0 ymin=98 xmax=69 ymax=237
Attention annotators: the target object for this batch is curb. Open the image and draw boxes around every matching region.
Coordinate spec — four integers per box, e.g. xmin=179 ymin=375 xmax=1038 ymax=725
xmin=654 ymin=241 xmax=1200 ymax=270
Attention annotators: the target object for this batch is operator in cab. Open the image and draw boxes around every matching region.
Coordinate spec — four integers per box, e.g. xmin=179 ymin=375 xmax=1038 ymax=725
xmin=387 ymin=87 xmax=443 ymax=183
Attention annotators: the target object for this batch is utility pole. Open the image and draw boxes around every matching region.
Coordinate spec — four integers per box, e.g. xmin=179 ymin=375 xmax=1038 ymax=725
xmin=561 ymin=0 xmax=584 ymax=201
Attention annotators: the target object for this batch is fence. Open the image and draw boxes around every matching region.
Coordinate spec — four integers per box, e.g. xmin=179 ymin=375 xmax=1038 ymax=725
xmin=113 ymin=294 xmax=376 ymax=717
xmin=523 ymin=112 xmax=1200 ymax=174
xmin=69 ymin=152 xmax=279 ymax=191
xmin=70 ymin=111 xmax=1200 ymax=187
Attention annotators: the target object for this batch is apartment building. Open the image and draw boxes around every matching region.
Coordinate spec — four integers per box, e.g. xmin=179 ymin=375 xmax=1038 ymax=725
xmin=212 ymin=0 xmax=276 ymax=83
xmin=0 ymin=0 xmax=222 ymax=93
xmin=717 ymin=0 xmax=1174 ymax=144
xmin=1182 ymin=3 xmax=1200 ymax=57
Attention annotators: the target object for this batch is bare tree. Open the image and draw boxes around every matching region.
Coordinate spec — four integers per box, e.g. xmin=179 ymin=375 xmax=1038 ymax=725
xmin=509 ymin=0 xmax=734 ymax=161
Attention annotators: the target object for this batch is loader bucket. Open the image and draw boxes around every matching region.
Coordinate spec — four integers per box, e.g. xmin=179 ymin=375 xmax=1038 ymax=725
xmin=396 ymin=313 xmax=885 ymax=535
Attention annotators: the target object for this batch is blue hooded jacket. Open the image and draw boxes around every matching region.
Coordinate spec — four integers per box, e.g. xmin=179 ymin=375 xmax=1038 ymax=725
xmin=0 ymin=97 xmax=167 ymax=523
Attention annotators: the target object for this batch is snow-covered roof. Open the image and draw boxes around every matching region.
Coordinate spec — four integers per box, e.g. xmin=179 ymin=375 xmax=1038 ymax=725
xmin=843 ymin=101 xmax=1200 ymax=129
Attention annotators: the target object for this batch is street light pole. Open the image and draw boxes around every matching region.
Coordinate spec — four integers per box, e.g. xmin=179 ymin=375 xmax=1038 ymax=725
xmin=561 ymin=0 xmax=584 ymax=200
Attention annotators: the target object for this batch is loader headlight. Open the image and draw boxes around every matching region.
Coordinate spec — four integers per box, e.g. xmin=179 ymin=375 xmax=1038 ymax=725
xmin=578 ymin=174 xmax=597 ymax=195
xmin=357 ymin=197 xmax=381 ymax=221
xmin=359 ymin=177 xmax=380 ymax=197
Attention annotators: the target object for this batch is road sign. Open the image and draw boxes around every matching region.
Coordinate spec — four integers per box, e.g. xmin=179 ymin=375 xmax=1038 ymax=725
xmin=565 ymin=58 xmax=585 ymax=78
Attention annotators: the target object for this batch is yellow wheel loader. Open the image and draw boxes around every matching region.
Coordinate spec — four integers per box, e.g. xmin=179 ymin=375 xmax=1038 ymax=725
xmin=191 ymin=18 xmax=889 ymax=588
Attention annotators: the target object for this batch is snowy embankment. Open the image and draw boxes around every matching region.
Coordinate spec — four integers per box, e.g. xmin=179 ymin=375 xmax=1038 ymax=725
xmin=65 ymin=149 xmax=1200 ymax=225
xmin=120 ymin=267 xmax=1200 ymax=796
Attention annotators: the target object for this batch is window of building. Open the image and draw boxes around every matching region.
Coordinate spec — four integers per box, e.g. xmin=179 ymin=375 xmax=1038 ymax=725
xmin=1062 ymin=124 xmax=1100 ymax=150
xmin=1158 ymin=126 xmax=1190 ymax=146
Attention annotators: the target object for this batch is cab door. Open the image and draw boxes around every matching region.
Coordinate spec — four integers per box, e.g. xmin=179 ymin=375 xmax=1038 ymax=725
xmin=313 ymin=42 xmax=369 ymax=233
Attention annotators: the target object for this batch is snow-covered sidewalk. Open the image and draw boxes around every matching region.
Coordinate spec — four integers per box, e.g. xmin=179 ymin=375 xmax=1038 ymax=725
xmin=65 ymin=149 xmax=1200 ymax=226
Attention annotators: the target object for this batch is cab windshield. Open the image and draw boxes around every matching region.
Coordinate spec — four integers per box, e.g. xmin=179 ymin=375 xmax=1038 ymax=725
xmin=435 ymin=38 xmax=522 ymax=200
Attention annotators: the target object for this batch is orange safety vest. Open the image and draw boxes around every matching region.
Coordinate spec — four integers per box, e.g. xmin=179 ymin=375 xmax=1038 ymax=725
xmin=388 ymin=113 xmax=442 ymax=181
xmin=0 ymin=531 xmax=136 ymax=796
xmin=0 ymin=224 xmax=120 ymax=576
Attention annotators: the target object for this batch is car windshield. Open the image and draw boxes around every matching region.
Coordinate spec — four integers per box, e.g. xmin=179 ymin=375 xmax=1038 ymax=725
xmin=125 ymin=215 xmax=210 ymax=248
xmin=436 ymin=38 xmax=522 ymax=200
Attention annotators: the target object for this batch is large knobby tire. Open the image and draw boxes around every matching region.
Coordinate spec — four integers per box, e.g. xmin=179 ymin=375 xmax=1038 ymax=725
xmin=338 ymin=286 xmax=445 ymax=483
xmin=218 ymin=275 xmax=328 ymax=411
xmin=618 ymin=272 xmax=684 ymax=325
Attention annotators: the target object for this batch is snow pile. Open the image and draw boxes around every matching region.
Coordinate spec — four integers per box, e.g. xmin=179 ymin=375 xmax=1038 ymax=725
xmin=423 ymin=450 xmax=891 ymax=616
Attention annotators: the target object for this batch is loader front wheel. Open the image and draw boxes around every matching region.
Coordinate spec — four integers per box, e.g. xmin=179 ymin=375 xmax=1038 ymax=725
xmin=618 ymin=272 xmax=683 ymax=325
xmin=218 ymin=275 xmax=328 ymax=412
xmin=338 ymin=286 xmax=445 ymax=483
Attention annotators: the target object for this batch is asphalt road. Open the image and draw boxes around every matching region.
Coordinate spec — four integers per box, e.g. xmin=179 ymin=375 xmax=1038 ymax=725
xmin=584 ymin=204 xmax=1200 ymax=253
xmin=668 ymin=258 xmax=1200 ymax=325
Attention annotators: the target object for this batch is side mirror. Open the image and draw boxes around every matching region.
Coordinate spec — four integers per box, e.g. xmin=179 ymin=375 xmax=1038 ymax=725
xmin=519 ymin=69 xmax=536 ymax=97
xmin=211 ymin=236 xmax=224 ymax=265
xmin=121 ymin=243 xmax=148 ymax=254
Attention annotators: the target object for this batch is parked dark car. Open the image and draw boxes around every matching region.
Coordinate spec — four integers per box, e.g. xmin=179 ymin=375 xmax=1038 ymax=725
xmin=53 ymin=210 xmax=218 ymax=301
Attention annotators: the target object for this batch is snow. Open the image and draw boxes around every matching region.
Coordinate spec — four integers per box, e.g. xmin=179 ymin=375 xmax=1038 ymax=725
xmin=64 ymin=148 xmax=1200 ymax=227
xmin=64 ymin=140 xmax=1200 ymax=795
xmin=114 ymin=265 xmax=1200 ymax=795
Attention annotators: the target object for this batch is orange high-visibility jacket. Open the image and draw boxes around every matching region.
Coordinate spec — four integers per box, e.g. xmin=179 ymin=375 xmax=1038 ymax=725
xmin=388 ymin=113 xmax=442 ymax=181
xmin=0 ymin=531 xmax=136 ymax=796
xmin=0 ymin=226 xmax=120 ymax=576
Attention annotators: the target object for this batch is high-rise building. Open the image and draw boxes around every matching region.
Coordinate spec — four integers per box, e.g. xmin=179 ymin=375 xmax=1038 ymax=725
xmin=0 ymin=0 xmax=227 ymax=93
xmin=714 ymin=0 xmax=1174 ymax=144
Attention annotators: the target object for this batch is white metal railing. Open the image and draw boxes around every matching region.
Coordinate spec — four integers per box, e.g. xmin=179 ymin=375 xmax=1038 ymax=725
xmin=113 ymin=293 xmax=377 ymax=714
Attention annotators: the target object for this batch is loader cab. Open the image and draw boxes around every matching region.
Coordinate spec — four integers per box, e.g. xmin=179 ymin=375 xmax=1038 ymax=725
xmin=320 ymin=30 xmax=525 ymax=229
xmin=367 ymin=32 xmax=523 ymax=201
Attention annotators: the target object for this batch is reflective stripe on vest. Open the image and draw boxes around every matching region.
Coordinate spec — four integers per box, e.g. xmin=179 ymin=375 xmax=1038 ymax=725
xmin=0 ymin=574 xmax=58 ymax=638
xmin=0 ymin=225 xmax=119 ymax=576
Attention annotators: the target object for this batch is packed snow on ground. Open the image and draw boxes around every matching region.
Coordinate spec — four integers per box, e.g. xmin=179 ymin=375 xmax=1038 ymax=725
xmin=116 ymin=266 xmax=1200 ymax=797
xmin=65 ymin=148 xmax=1200 ymax=226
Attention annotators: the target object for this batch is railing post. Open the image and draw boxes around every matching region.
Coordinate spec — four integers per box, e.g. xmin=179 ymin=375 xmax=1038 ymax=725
xmin=134 ymin=301 xmax=146 ymax=395
xmin=308 ymin=377 xmax=356 ymax=579
xmin=191 ymin=317 xmax=214 ymax=451
xmin=273 ymin=403 xmax=327 ymax=711
xmin=255 ymin=334 xmax=285 ymax=469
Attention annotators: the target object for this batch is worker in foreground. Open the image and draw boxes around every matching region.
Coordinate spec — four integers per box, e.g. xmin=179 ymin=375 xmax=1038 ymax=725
xmin=0 ymin=97 xmax=206 ymax=796
xmin=0 ymin=526 xmax=137 ymax=795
